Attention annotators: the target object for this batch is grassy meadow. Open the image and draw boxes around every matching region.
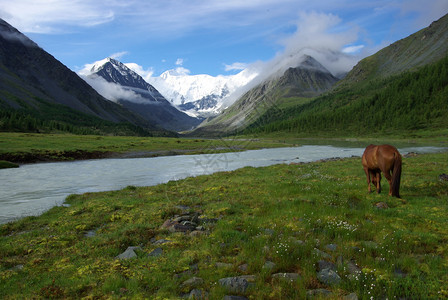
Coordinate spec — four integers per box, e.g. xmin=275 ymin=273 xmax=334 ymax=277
xmin=0 ymin=132 xmax=292 ymax=165
xmin=1 ymin=151 xmax=447 ymax=299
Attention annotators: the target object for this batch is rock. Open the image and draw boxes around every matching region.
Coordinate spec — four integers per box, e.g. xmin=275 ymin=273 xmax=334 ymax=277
xmin=325 ymin=244 xmax=337 ymax=251
xmin=216 ymin=262 xmax=233 ymax=268
xmin=439 ymin=173 xmax=448 ymax=181
xmin=161 ymin=219 xmax=179 ymax=230
xmin=174 ymin=215 xmax=193 ymax=223
xmin=313 ymin=248 xmax=332 ymax=259
xmin=375 ymin=202 xmax=389 ymax=209
xmin=223 ymin=296 xmax=248 ymax=300
xmin=344 ymin=292 xmax=358 ymax=300
xmin=148 ymin=247 xmax=163 ymax=257
xmin=199 ymin=217 xmax=218 ymax=224
xmin=306 ymin=288 xmax=333 ymax=298
xmin=238 ymin=264 xmax=248 ymax=272
xmin=9 ymin=264 xmax=24 ymax=271
xmin=218 ymin=276 xmax=256 ymax=293
xmin=185 ymin=289 xmax=208 ymax=299
xmin=317 ymin=268 xmax=341 ymax=286
xmin=317 ymin=260 xmax=336 ymax=272
xmin=84 ymin=230 xmax=96 ymax=237
xmin=347 ymin=261 xmax=361 ymax=276
xmin=272 ymin=273 xmax=301 ymax=282
xmin=263 ymin=261 xmax=276 ymax=270
xmin=181 ymin=277 xmax=204 ymax=289
xmin=153 ymin=239 xmax=171 ymax=245
xmin=116 ymin=246 xmax=141 ymax=260
xmin=173 ymin=223 xmax=197 ymax=232
xmin=190 ymin=230 xmax=205 ymax=237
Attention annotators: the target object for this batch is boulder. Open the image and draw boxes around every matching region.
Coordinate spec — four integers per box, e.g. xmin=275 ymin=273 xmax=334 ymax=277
xmin=317 ymin=268 xmax=341 ymax=286
xmin=218 ymin=275 xmax=256 ymax=293
xmin=116 ymin=246 xmax=141 ymax=260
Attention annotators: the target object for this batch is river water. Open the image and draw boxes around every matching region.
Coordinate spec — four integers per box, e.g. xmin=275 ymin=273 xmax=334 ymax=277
xmin=0 ymin=145 xmax=446 ymax=224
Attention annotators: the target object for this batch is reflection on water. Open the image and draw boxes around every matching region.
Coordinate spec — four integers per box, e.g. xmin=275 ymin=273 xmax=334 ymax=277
xmin=0 ymin=145 xmax=446 ymax=224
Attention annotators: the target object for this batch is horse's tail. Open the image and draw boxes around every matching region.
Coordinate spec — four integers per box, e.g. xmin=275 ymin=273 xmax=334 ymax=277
xmin=391 ymin=152 xmax=402 ymax=198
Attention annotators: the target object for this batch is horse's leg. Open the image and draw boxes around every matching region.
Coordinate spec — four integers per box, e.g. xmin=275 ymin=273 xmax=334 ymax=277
xmin=382 ymin=169 xmax=393 ymax=196
xmin=375 ymin=172 xmax=382 ymax=194
xmin=364 ymin=167 xmax=371 ymax=193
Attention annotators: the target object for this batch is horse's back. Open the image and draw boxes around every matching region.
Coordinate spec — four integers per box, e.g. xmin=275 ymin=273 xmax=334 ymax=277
xmin=362 ymin=144 xmax=378 ymax=168
xmin=377 ymin=144 xmax=400 ymax=161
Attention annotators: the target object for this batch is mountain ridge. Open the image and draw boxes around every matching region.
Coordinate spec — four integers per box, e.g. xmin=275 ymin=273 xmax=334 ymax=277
xmin=0 ymin=18 xmax=167 ymax=135
xmin=81 ymin=58 xmax=202 ymax=132
xmin=191 ymin=55 xmax=339 ymax=136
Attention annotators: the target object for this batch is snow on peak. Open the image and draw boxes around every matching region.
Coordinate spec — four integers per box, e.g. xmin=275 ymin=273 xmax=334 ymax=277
xmin=146 ymin=68 xmax=258 ymax=117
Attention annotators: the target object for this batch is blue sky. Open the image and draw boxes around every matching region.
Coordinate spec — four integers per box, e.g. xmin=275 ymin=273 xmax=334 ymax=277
xmin=1 ymin=0 xmax=447 ymax=77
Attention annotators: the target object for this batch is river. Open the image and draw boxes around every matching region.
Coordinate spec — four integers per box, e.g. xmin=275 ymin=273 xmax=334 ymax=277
xmin=0 ymin=145 xmax=446 ymax=224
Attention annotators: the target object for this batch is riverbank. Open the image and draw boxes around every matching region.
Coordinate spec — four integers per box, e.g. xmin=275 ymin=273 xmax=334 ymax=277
xmin=1 ymin=152 xmax=447 ymax=298
xmin=1 ymin=131 xmax=446 ymax=167
xmin=0 ymin=133 xmax=292 ymax=166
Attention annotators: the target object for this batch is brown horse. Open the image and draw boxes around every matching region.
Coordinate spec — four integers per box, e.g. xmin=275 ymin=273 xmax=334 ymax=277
xmin=362 ymin=144 xmax=402 ymax=198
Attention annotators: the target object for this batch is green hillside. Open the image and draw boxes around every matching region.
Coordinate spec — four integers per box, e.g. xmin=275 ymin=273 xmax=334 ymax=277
xmin=0 ymin=97 xmax=174 ymax=137
xmin=244 ymin=55 xmax=448 ymax=137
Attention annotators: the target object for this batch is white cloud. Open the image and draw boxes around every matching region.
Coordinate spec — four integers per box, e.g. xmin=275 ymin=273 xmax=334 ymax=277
xmin=175 ymin=58 xmax=184 ymax=66
xmin=110 ymin=51 xmax=129 ymax=60
xmin=80 ymin=74 xmax=147 ymax=103
xmin=0 ymin=0 xmax=116 ymax=33
xmin=342 ymin=45 xmax=365 ymax=54
xmin=124 ymin=63 xmax=154 ymax=82
xmin=224 ymin=62 xmax=248 ymax=72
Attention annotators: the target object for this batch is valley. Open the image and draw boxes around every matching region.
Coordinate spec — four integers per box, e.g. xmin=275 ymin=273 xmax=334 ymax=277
xmin=0 ymin=8 xmax=447 ymax=300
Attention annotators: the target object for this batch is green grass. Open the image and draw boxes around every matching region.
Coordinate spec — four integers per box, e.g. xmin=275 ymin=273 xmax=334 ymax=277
xmin=0 ymin=132 xmax=290 ymax=163
xmin=1 ymin=152 xmax=447 ymax=298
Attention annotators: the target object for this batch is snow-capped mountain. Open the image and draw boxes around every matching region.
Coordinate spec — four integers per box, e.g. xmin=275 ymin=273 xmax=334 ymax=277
xmin=79 ymin=58 xmax=202 ymax=132
xmin=146 ymin=68 xmax=258 ymax=118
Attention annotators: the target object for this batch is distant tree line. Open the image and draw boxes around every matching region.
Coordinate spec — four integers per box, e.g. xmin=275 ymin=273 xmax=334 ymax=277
xmin=244 ymin=55 xmax=448 ymax=135
xmin=0 ymin=98 xmax=171 ymax=136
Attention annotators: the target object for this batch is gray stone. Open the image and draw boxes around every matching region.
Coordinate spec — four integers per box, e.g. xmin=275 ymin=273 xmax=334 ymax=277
xmin=148 ymin=247 xmax=163 ymax=257
xmin=317 ymin=268 xmax=341 ymax=285
xmin=306 ymin=289 xmax=333 ymax=299
xmin=181 ymin=277 xmax=204 ymax=288
xmin=347 ymin=261 xmax=361 ymax=275
xmin=223 ymin=296 xmax=248 ymax=300
xmin=174 ymin=215 xmax=192 ymax=223
xmin=153 ymin=239 xmax=171 ymax=245
xmin=190 ymin=230 xmax=205 ymax=237
xmin=84 ymin=230 xmax=96 ymax=237
xmin=344 ymin=292 xmax=358 ymax=300
xmin=263 ymin=261 xmax=276 ymax=270
xmin=219 ymin=276 xmax=256 ymax=293
xmin=313 ymin=248 xmax=332 ymax=259
xmin=325 ymin=244 xmax=337 ymax=251
xmin=317 ymin=260 xmax=336 ymax=272
xmin=116 ymin=246 xmax=141 ymax=260
xmin=272 ymin=273 xmax=301 ymax=282
xmin=375 ymin=202 xmax=389 ymax=209
xmin=184 ymin=289 xmax=208 ymax=299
